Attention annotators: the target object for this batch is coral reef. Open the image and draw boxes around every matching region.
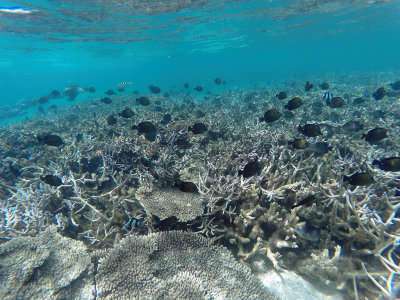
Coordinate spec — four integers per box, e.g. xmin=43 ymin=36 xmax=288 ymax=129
xmin=0 ymin=226 xmax=93 ymax=299
xmin=94 ymin=230 xmax=277 ymax=299
xmin=1 ymin=74 xmax=400 ymax=298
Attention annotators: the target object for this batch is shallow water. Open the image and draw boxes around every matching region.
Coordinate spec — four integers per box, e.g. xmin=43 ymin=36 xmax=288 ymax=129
xmin=1 ymin=1 xmax=400 ymax=299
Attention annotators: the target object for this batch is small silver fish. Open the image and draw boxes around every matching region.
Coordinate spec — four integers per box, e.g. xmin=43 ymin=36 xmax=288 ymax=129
xmin=117 ymin=81 xmax=133 ymax=89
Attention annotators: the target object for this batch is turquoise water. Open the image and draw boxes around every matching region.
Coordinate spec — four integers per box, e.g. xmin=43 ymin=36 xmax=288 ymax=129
xmin=1 ymin=1 xmax=400 ymax=299
xmin=1 ymin=0 xmax=399 ymax=114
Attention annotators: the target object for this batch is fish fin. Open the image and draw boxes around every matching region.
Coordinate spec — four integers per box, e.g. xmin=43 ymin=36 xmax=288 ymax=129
xmin=372 ymin=159 xmax=380 ymax=166
xmin=343 ymin=175 xmax=350 ymax=182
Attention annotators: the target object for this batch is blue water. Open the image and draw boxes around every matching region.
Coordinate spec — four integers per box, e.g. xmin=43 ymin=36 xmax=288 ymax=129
xmin=0 ymin=0 xmax=399 ymax=120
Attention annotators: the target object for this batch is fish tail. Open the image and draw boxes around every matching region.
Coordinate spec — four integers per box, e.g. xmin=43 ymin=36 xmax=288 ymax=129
xmin=372 ymin=160 xmax=380 ymax=166
xmin=343 ymin=175 xmax=350 ymax=182
xmin=259 ymin=117 xmax=264 ymax=122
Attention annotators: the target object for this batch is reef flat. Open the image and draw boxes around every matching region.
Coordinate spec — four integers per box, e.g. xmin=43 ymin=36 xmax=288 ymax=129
xmin=1 ymin=74 xmax=400 ymax=299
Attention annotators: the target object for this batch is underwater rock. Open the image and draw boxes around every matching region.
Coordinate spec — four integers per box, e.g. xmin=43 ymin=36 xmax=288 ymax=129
xmin=362 ymin=127 xmax=388 ymax=142
xmin=37 ymin=134 xmax=64 ymax=147
xmin=343 ymin=172 xmax=375 ymax=186
xmin=372 ymin=157 xmax=400 ymax=172
xmin=298 ymin=124 xmax=322 ymax=137
xmin=260 ymin=109 xmax=282 ymax=123
xmin=284 ymin=97 xmax=302 ymax=110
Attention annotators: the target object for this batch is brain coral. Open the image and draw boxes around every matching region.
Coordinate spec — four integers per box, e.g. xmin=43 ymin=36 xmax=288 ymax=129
xmin=95 ymin=231 xmax=277 ymax=299
xmin=135 ymin=185 xmax=205 ymax=221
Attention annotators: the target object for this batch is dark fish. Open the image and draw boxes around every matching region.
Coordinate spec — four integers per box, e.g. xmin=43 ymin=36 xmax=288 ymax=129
xmin=195 ymin=110 xmax=206 ymax=118
xmin=37 ymin=134 xmax=64 ymax=147
xmin=149 ymin=85 xmax=161 ymax=93
xmin=8 ymin=163 xmax=21 ymax=178
xmin=373 ymin=87 xmax=385 ymax=100
xmin=291 ymin=195 xmax=316 ymax=209
xmin=120 ymin=108 xmax=134 ymax=118
xmin=49 ymin=90 xmax=61 ymax=98
xmin=88 ymin=87 xmax=96 ymax=93
xmin=353 ymin=97 xmax=366 ymax=105
xmin=38 ymin=96 xmax=49 ymax=104
xmin=298 ymin=124 xmax=322 ymax=137
xmin=76 ymin=133 xmax=83 ymax=143
xmin=260 ymin=109 xmax=282 ymax=123
xmin=284 ymin=97 xmax=302 ymax=110
xmin=40 ymin=175 xmax=63 ymax=187
xmin=107 ymin=115 xmax=117 ymax=126
xmin=372 ymin=157 xmax=400 ymax=172
xmin=136 ymin=97 xmax=150 ymax=106
xmin=50 ymin=104 xmax=57 ymax=112
xmin=390 ymin=81 xmax=400 ymax=91
xmin=343 ymin=120 xmax=363 ymax=132
xmin=178 ymin=181 xmax=198 ymax=193
xmin=289 ymin=138 xmax=309 ymax=149
xmin=362 ymin=127 xmax=388 ymax=142
xmin=238 ymin=161 xmax=262 ymax=178
xmin=101 ymin=97 xmax=112 ymax=104
xmin=188 ymin=123 xmax=208 ymax=134
xmin=132 ymin=121 xmax=157 ymax=134
xmin=343 ymin=172 xmax=375 ymax=186
xmin=215 ymin=78 xmax=222 ymax=85
xmin=144 ymin=132 xmax=157 ymax=142
xmin=194 ymin=86 xmax=203 ymax=92
xmin=308 ymin=142 xmax=332 ymax=154
xmin=319 ymin=82 xmax=329 ymax=90
xmin=64 ymin=86 xmax=79 ymax=101
xmin=105 ymin=89 xmax=116 ymax=96
xmin=163 ymin=92 xmax=170 ymax=98
xmin=162 ymin=114 xmax=172 ymax=124
xmin=323 ymin=92 xmax=333 ymax=100
xmin=304 ymin=81 xmax=313 ymax=91
xmin=276 ymin=91 xmax=287 ymax=100
xmin=122 ymin=217 xmax=143 ymax=231
xmin=184 ymin=82 xmax=189 ymax=88
xmin=326 ymin=96 xmax=345 ymax=108
xmin=175 ymin=138 xmax=191 ymax=149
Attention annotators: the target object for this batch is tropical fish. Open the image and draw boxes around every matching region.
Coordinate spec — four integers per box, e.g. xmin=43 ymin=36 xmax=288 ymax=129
xmin=238 ymin=161 xmax=262 ymax=178
xmin=291 ymin=195 xmax=316 ymax=209
xmin=37 ymin=134 xmax=64 ymax=147
xmin=117 ymin=81 xmax=133 ymax=90
xmin=284 ymin=97 xmax=302 ymax=110
xmin=259 ymin=109 xmax=282 ymax=123
xmin=276 ymin=91 xmax=287 ymax=100
xmin=40 ymin=175 xmax=63 ymax=187
xmin=343 ymin=172 xmax=375 ymax=186
xmin=298 ymin=124 xmax=322 ymax=137
xmin=119 ymin=108 xmax=134 ymax=118
xmin=319 ymin=82 xmax=329 ymax=90
xmin=188 ymin=123 xmax=208 ymax=134
xmin=372 ymin=157 xmax=400 ymax=172
xmin=294 ymin=222 xmax=321 ymax=242
xmin=149 ymin=85 xmax=161 ymax=93
xmin=373 ymin=87 xmax=385 ymax=100
xmin=362 ymin=128 xmax=388 ymax=142
xmin=289 ymin=138 xmax=308 ymax=149
xmin=304 ymin=81 xmax=313 ymax=91
xmin=323 ymin=92 xmax=333 ymax=100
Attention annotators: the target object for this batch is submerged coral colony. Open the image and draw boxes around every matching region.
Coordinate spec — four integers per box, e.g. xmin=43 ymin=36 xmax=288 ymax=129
xmin=1 ymin=76 xmax=400 ymax=299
